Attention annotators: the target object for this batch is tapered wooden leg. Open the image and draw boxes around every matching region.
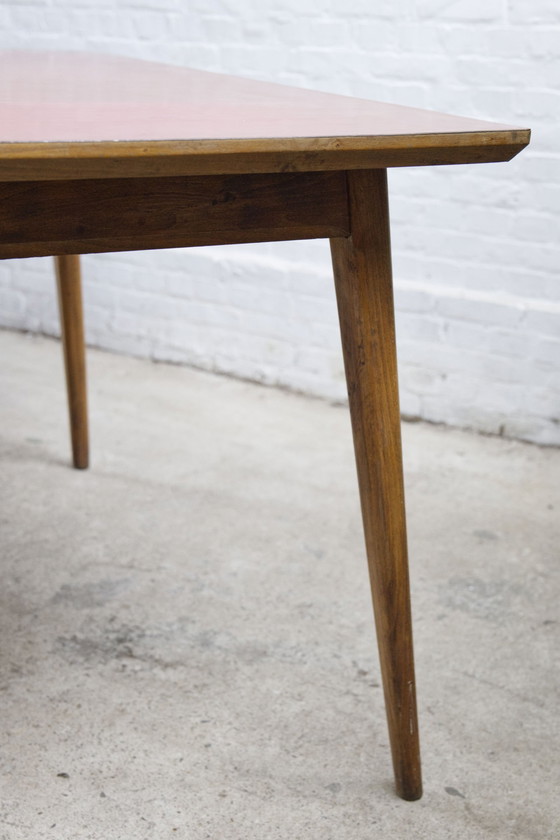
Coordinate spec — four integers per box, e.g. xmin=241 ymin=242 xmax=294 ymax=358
xmin=330 ymin=169 xmax=421 ymax=801
xmin=55 ymin=254 xmax=89 ymax=470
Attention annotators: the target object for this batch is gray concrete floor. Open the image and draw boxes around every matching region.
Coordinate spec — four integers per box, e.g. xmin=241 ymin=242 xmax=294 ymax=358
xmin=1 ymin=328 xmax=559 ymax=840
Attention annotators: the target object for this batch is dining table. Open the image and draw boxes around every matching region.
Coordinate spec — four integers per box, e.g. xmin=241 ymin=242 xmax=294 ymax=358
xmin=0 ymin=49 xmax=530 ymax=802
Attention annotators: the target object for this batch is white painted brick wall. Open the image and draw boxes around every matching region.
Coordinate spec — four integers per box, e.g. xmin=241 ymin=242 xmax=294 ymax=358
xmin=0 ymin=1 xmax=559 ymax=445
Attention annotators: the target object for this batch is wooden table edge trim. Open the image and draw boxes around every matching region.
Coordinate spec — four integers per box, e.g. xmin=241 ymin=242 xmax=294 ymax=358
xmin=0 ymin=129 xmax=530 ymax=181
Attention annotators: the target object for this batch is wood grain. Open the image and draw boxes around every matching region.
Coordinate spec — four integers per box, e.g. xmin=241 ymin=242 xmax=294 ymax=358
xmin=55 ymin=254 xmax=89 ymax=470
xmin=0 ymin=171 xmax=349 ymax=258
xmin=330 ymin=170 xmax=422 ymax=801
xmin=0 ymin=134 xmax=528 ymax=183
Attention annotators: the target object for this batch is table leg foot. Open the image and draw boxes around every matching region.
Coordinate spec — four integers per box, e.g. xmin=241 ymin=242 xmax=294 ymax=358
xmin=330 ymin=169 xmax=422 ymax=801
xmin=55 ymin=254 xmax=89 ymax=470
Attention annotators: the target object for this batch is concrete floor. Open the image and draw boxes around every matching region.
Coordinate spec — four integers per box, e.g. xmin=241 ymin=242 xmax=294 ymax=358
xmin=0 ymin=328 xmax=558 ymax=840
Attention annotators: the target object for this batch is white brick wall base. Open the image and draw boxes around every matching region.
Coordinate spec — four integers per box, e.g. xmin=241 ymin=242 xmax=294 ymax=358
xmin=1 ymin=244 xmax=558 ymax=445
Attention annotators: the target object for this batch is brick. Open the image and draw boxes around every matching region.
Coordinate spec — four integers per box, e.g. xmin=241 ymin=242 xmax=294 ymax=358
xmin=455 ymin=57 xmax=527 ymax=88
xmin=471 ymin=89 xmax=516 ymax=122
xmin=463 ymin=207 xmax=514 ymax=238
xmin=338 ymin=0 xmax=408 ymax=17
xmin=395 ymin=312 xmax=442 ymax=344
xmin=474 ymin=380 xmax=523 ymax=413
xmin=130 ymin=10 xmax=170 ymax=39
xmin=481 ymin=28 xmax=529 ymax=59
xmin=398 ymin=339 xmax=479 ymax=376
xmin=0 ymin=289 xmax=25 ymax=317
xmin=100 ymin=330 xmax=153 ymax=358
xmin=511 ymin=212 xmax=560 ymax=244
xmin=449 ymin=319 xmax=536 ymax=361
xmin=526 ymin=28 xmax=560 ymax=59
xmin=531 ymin=337 xmax=560 ymax=367
xmin=400 ymin=365 xmax=444 ymax=396
xmin=395 ymin=23 xmax=441 ymax=55
xmin=199 ymin=14 xmax=239 ymax=42
xmin=513 ymin=91 xmax=560 ymax=122
xmin=524 ymin=309 xmax=560 ymax=338
xmin=417 ymin=0 xmax=503 ymax=23
xmin=523 ymin=155 xmax=560 ymax=184
xmin=294 ymin=346 xmax=336 ymax=377
xmin=399 ymin=390 xmax=422 ymax=418
xmin=436 ymin=297 xmax=522 ymax=328
xmin=82 ymin=284 xmax=117 ymax=310
xmin=240 ymin=311 xmax=311 ymax=344
xmin=503 ymin=241 xmax=560 ymax=276
xmin=514 ymin=418 xmax=560 ymax=447
xmin=508 ymin=0 xmax=560 ymax=24
xmin=528 ymin=386 xmax=560 ymax=419
xmin=9 ymin=7 xmax=66 ymax=32
xmin=394 ymin=286 xmax=435 ymax=314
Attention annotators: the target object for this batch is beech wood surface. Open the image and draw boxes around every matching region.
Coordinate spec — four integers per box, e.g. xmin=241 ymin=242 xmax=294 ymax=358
xmin=54 ymin=254 xmax=88 ymax=470
xmin=0 ymin=171 xmax=349 ymax=258
xmin=331 ymin=170 xmax=421 ymax=800
xmin=0 ymin=51 xmax=529 ymax=181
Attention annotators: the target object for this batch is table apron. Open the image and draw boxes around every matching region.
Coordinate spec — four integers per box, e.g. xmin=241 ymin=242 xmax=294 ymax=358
xmin=0 ymin=170 xmax=350 ymax=258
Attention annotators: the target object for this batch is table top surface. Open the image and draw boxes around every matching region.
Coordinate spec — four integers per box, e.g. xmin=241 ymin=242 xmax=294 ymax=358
xmin=0 ymin=50 xmax=529 ymax=180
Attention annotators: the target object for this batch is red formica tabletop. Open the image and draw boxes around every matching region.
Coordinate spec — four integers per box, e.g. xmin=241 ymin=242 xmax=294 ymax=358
xmin=0 ymin=50 xmax=529 ymax=181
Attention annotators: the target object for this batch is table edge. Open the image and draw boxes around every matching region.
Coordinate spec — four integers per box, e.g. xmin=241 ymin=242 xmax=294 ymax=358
xmin=0 ymin=129 xmax=530 ymax=181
